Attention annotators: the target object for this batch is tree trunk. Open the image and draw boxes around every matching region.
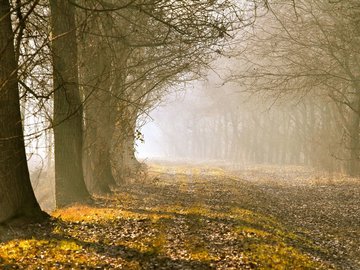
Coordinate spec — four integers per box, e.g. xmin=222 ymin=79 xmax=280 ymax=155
xmin=50 ymin=0 xmax=90 ymax=207
xmin=81 ymin=38 xmax=117 ymax=194
xmin=112 ymin=108 xmax=141 ymax=182
xmin=82 ymin=83 xmax=117 ymax=194
xmin=0 ymin=0 xmax=45 ymax=223
xmin=348 ymin=91 xmax=360 ymax=176
xmin=230 ymin=111 xmax=239 ymax=162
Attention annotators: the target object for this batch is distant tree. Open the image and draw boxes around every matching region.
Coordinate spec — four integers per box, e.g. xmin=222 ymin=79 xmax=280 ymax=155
xmin=229 ymin=0 xmax=360 ymax=175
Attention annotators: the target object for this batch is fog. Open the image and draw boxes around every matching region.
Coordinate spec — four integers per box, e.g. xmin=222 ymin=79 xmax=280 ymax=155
xmin=16 ymin=0 xmax=358 ymax=206
xmin=2 ymin=0 xmax=359 ymax=268
xmin=136 ymin=84 xmax=205 ymax=162
xmin=137 ymin=62 xmax=356 ymax=175
xmin=10 ymin=0 xmax=358 ymax=213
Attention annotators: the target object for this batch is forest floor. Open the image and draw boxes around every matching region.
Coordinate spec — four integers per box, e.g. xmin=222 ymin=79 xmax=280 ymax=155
xmin=0 ymin=162 xmax=359 ymax=269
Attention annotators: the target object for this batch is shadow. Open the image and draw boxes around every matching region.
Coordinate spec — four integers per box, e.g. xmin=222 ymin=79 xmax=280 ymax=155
xmin=1 ymin=217 xmax=216 ymax=269
xmin=2 ymin=166 xmax=357 ymax=269
xmin=63 ymin=237 xmax=215 ymax=269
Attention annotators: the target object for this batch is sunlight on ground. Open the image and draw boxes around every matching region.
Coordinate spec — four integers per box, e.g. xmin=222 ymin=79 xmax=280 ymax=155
xmin=0 ymin=164 xmax=339 ymax=269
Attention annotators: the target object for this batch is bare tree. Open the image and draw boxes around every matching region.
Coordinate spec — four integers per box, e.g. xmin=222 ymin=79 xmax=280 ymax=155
xmin=227 ymin=0 xmax=360 ymax=174
xmin=76 ymin=0 xmax=248 ymax=190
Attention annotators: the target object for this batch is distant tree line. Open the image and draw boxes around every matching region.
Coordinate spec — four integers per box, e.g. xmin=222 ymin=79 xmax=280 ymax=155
xmin=164 ymin=0 xmax=360 ymax=176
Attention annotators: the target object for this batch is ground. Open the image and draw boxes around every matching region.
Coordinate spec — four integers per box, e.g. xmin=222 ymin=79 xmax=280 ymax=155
xmin=0 ymin=163 xmax=359 ymax=269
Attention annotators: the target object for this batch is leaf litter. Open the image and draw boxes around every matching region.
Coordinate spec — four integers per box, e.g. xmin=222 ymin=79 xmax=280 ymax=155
xmin=1 ymin=163 xmax=358 ymax=269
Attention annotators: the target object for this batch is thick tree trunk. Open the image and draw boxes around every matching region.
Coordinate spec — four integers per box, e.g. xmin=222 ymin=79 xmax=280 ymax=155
xmin=0 ymin=0 xmax=45 ymax=223
xmin=50 ymin=0 xmax=90 ymax=207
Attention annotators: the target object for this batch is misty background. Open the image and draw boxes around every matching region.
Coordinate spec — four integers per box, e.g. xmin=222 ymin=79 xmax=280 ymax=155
xmin=15 ymin=0 xmax=359 ymax=211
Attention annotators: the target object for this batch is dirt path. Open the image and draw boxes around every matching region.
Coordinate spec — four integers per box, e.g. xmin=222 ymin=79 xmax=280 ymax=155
xmin=1 ymin=164 xmax=358 ymax=269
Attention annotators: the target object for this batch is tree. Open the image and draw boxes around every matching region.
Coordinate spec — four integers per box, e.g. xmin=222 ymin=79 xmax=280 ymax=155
xmin=79 ymin=9 xmax=120 ymax=194
xmin=76 ymin=0 xmax=246 ymax=191
xmin=0 ymin=0 xmax=45 ymax=223
xmin=50 ymin=0 xmax=90 ymax=206
xmin=228 ymin=0 xmax=360 ymax=175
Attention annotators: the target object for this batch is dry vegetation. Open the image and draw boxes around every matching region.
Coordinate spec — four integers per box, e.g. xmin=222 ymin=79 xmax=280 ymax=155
xmin=0 ymin=163 xmax=359 ymax=269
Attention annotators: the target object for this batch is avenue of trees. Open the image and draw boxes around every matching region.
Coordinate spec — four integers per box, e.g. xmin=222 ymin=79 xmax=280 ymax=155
xmin=1 ymin=0 xmax=359 ymax=225
xmin=159 ymin=0 xmax=360 ymax=176
xmin=0 ymin=0 xmax=255 ymax=224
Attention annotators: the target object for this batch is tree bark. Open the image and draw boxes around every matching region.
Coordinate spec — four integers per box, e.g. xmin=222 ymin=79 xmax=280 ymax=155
xmin=0 ymin=0 xmax=45 ymax=223
xmin=50 ymin=0 xmax=90 ymax=207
